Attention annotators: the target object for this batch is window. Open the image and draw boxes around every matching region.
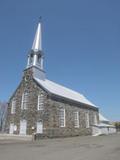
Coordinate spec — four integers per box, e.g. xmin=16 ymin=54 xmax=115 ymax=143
xmin=59 ymin=108 xmax=65 ymax=127
xmin=11 ymin=99 xmax=16 ymax=114
xmin=30 ymin=54 xmax=33 ymax=65
xmin=21 ymin=92 xmax=29 ymax=110
xmin=37 ymin=54 xmax=41 ymax=64
xmin=36 ymin=120 xmax=43 ymax=134
xmin=9 ymin=123 xmax=14 ymax=134
xmin=37 ymin=94 xmax=44 ymax=110
xmin=20 ymin=119 xmax=27 ymax=135
xmin=74 ymin=111 xmax=79 ymax=128
xmin=94 ymin=114 xmax=98 ymax=125
xmin=85 ymin=112 xmax=90 ymax=128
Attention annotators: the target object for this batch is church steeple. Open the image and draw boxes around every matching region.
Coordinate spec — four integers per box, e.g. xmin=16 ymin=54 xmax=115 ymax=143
xmin=26 ymin=19 xmax=45 ymax=80
xmin=32 ymin=20 xmax=42 ymax=51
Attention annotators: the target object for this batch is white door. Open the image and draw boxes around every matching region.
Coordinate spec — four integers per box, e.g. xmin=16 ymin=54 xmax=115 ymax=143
xmin=9 ymin=123 xmax=14 ymax=134
xmin=36 ymin=121 xmax=43 ymax=134
xmin=20 ymin=120 xmax=27 ymax=135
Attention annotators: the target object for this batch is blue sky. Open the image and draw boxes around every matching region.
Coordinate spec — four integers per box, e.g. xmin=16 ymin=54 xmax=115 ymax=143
xmin=0 ymin=0 xmax=120 ymax=121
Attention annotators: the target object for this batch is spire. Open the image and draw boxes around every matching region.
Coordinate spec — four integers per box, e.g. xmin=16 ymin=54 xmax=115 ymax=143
xmin=26 ymin=19 xmax=45 ymax=80
xmin=32 ymin=18 xmax=42 ymax=51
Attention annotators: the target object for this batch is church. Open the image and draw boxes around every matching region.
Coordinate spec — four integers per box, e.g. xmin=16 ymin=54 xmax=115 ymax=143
xmin=5 ymin=21 xmax=99 ymax=138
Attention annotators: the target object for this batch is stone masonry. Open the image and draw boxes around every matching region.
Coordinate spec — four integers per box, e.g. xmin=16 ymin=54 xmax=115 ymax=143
xmin=5 ymin=68 xmax=99 ymax=137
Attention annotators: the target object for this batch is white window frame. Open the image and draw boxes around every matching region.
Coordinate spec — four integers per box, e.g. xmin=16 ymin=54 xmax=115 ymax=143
xmin=11 ymin=99 xmax=16 ymax=114
xmin=36 ymin=120 xmax=43 ymax=134
xmin=21 ymin=92 xmax=29 ymax=110
xmin=19 ymin=119 xmax=27 ymax=135
xmin=9 ymin=123 xmax=14 ymax=134
xmin=59 ymin=108 xmax=65 ymax=127
xmin=37 ymin=94 xmax=44 ymax=110
xmin=74 ymin=111 xmax=79 ymax=128
xmin=94 ymin=114 xmax=98 ymax=125
xmin=85 ymin=112 xmax=90 ymax=128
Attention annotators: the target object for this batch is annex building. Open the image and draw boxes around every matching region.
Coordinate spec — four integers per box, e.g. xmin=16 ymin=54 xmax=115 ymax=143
xmin=5 ymin=21 xmax=99 ymax=137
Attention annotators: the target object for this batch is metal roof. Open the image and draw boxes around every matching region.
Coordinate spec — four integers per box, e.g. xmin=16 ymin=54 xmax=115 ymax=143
xmin=34 ymin=77 xmax=97 ymax=107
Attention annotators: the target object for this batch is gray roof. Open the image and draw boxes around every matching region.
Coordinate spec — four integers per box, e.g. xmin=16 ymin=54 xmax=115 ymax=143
xmin=34 ymin=77 xmax=97 ymax=107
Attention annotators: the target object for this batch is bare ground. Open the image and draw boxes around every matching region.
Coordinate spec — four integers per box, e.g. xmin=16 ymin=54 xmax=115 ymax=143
xmin=0 ymin=133 xmax=120 ymax=160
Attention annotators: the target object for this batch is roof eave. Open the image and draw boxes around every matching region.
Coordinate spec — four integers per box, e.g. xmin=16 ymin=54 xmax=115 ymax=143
xmin=34 ymin=78 xmax=98 ymax=111
xmin=50 ymin=93 xmax=98 ymax=111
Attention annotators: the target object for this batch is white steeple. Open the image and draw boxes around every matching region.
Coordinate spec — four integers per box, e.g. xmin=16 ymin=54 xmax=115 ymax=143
xmin=26 ymin=19 xmax=45 ymax=80
xmin=32 ymin=22 xmax=42 ymax=51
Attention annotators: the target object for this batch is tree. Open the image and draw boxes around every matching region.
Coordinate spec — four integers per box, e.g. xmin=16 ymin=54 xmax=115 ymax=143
xmin=114 ymin=122 xmax=120 ymax=132
xmin=0 ymin=102 xmax=8 ymax=132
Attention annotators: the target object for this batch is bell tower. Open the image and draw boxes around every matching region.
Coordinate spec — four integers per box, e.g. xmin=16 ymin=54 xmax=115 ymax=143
xmin=26 ymin=19 xmax=45 ymax=80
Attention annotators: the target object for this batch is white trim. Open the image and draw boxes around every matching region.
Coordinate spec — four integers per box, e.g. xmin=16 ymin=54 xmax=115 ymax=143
xmin=94 ymin=114 xmax=98 ymax=125
xmin=21 ymin=92 xmax=29 ymax=110
xmin=64 ymin=109 xmax=66 ymax=127
xmin=74 ymin=111 xmax=79 ymax=128
xmin=37 ymin=95 xmax=40 ymax=110
xmin=36 ymin=121 xmax=43 ymax=134
xmin=11 ymin=99 xmax=16 ymax=114
xmin=19 ymin=119 xmax=27 ymax=135
xmin=59 ymin=108 xmax=65 ymax=127
xmin=37 ymin=94 xmax=44 ymax=110
xmin=85 ymin=112 xmax=90 ymax=128
xmin=9 ymin=123 xmax=14 ymax=134
xmin=21 ymin=94 xmax=24 ymax=110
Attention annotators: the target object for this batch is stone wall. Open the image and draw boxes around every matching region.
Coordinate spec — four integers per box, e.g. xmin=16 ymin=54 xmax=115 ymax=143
xmin=41 ymin=98 xmax=98 ymax=138
xmin=5 ymin=68 xmax=48 ymax=135
xmin=5 ymin=68 xmax=99 ymax=138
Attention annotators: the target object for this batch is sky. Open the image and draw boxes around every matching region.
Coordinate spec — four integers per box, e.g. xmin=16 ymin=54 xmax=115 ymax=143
xmin=0 ymin=0 xmax=120 ymax=121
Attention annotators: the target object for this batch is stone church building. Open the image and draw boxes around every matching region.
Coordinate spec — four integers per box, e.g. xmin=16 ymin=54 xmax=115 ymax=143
xmin=5 ymin=21 xmax=99 ymax=137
